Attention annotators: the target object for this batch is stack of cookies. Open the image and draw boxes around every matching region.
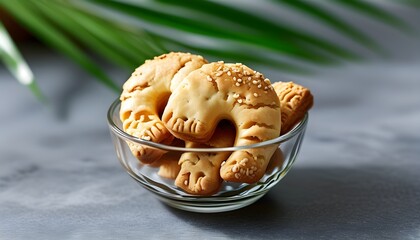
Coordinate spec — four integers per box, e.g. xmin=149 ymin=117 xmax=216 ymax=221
xmin=119 ymin=52 xmax=313 ymax=195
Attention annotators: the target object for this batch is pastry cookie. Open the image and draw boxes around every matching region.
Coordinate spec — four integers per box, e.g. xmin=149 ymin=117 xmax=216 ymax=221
xmin=272 ymin=81 xmax=313 ymax=135
xmin=175 ymin=122 xmax=235 ymax=195
xmin=120 ymin=52 xmax=207 ymax=163
xmin=162 ymin=62 xmax=281 ymax=183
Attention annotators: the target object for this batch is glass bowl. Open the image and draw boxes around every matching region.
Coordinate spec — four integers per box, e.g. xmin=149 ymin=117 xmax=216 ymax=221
xmin=107 ymin=99 xmax=308 ymax=213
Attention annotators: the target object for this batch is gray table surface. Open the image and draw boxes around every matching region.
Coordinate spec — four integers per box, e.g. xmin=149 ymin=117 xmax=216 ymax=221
xmin=1 ymin=7 xmax=420 ymax=240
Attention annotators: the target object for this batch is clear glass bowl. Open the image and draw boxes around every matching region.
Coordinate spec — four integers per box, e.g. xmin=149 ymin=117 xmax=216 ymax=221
xmin=107 ymin=99 xmax=308 ymax=213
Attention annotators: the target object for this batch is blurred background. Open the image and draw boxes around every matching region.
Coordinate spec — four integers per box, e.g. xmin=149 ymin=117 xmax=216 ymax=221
xmin=1 ymin=1 xmax=420 ymax=239
xmin=2 ymin=0 xmax=419 ymax=102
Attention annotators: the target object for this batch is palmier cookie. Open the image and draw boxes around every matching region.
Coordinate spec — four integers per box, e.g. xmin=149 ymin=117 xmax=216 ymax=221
xmin=120 ymin=52 xmax=207 ymax=163
xmin=176 ymin=122 xmax=236 ymax=195
xmin=162 ymin=62 xmax=281 ymax=183
xmin=272 ymin=81 xmax=313 ymax=135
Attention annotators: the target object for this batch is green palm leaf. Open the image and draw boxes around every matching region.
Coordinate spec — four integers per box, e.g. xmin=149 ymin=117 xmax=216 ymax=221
xmin=89 ymin=0 xmax=337 ymax=64
xmin=0 ymin=0 xmax=119 ymax=91
xmin=154 ymin=0 xmax=360 ymax=60
xmin=0 ymin=22 xmax=44 ymax=101
xmin=0 ymin=0 xmax=413 ymax=99
xmin=275 ymin=0 xmax=381 ymax=53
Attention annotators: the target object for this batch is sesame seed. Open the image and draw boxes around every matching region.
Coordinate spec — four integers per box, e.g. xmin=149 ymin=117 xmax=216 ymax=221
xmin=217 ymin=65 xmax=223 ymax=71
xmin=238 ymin=74 xmax=243 ymax=77
xmin=242 ymin=158 xmax=249 ymax=163
xmin=232 ymin=165 xmax=239 ymax=173
xmin=184 ymin=180 xmax=188 ymax=186
xmin=252 ymin=80 xmax=258 ymax=85
xmin=240 ymin=169 xmax=245 ymax=174
xmin=235 ymin=173 xmax=241 ymax=179
xmin=216 ymin=71 xmax=223 ymax=77
xmin=246 ymin=168 xmax=250 ymax=176
xmin=257 ymin=84 xmax=262 ymax=88
xmin=227 ymin=71 xmax=231 ymax=76
xmin=235 ymin=82 xmax=241 ymax=87
xmin=264 ymin=78 xmax=271 ymax=84
xmin=142 ymin=136 xmax=151 ymax=141
xmin=238 ymin=78 xmax=242 ymax=83
xmin=264 ymin=86 xmax=268 ymax=90
xmin=253 ymin=93 xmax=259 ymax=97
xmin=207 ymin=76 xmax=213 ymax=81
xmin=238 ymin=99 xmax=243 ymax=103
xmin=233 ymin=76 xmax=236 ymax=81
xmin=248 ymin=77 xmax=252 ymax=81
xmin=233 ymin=93 xmax=240 ymax=98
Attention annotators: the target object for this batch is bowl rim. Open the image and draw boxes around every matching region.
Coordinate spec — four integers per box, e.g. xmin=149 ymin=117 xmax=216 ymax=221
xmin=107 ymin=98 xmax=308 ymax=152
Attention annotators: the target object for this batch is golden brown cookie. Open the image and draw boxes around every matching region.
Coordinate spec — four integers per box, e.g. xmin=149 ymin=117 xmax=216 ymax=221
xmin=162 ymin=62 xmax=281 ymax=183
xmin=120 ymin=52 xmax=207 ymax=163
xmin=149 ymin=138 xmax=185 ymax=179
xmin=175 ymin=122 xmax=236 ymax=195
xmin=272 ymin=81 xmax=313 ymax=135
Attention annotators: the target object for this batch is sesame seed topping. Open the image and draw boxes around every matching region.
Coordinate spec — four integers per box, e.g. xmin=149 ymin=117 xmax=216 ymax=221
xmin=233 ymin=93 xmax=240 ymax=98
xmin=233 ymin=76 xmax=236 ymax=81
xmin=142 ymin=136 xmax=151 ymax=141
xmin=207 ymin=76 xmax=213 ymax=81
xmin=238 ymin=78 xmax=242 ymax=83
xmin=215 ymin=71 xmax=223 ymax=77
xmin=221 ymin=161 xmax=226 ymax=166
xmin=253 ymin=93 xmax=259 ymax=97
xmin=235 ymin=173 xmax=241 ymax=179
xmin=235 ymin=82 xmax=241 ymax=87
xmin=227 ymin=71 xmax=231 ymax=76
xmin=184 ymin=180 xmax=188 ymax=186
xmin=238 ymin=74 xmax=243 ymax=77
xmin=238 ymin=99 xmax=243 ymax=103
xmin=257 ymin=84 xmax=262 ymax=88
xmin=264 ymin=86 xmax=268 ymax=90
xmin=232 ymin=165 xmax=239 ymax=173
xmin=248 ymin=77 xmax=252 ymax=81
xmin=252 ymin=80 xmax=258 ymax=85
xmin=264 ymin=78 xmax=271 ymax=84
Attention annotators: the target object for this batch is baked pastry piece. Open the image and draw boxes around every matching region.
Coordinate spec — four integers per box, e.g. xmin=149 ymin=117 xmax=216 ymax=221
xmin=120 ymin=52 xmax=207 ymax=163
xmin=175 ymin=121 xmax=235 ymax=195
xmin=162 ymin=62 xmax=281 ymax=183
xmin=272 ymin=81 xmax=313 ymax=135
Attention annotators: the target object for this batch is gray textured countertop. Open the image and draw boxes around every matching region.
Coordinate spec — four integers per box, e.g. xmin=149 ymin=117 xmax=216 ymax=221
xmin=1 ymin=7 xmax=420 ymax=238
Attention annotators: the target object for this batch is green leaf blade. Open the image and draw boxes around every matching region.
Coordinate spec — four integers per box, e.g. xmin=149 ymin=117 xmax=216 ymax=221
xmin=0 ymin=0 xmax=119 ymax=92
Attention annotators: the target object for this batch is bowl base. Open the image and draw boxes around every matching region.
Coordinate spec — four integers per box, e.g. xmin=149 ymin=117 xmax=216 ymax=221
xmin=155 ymin=193 xmax=267 ymax=213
